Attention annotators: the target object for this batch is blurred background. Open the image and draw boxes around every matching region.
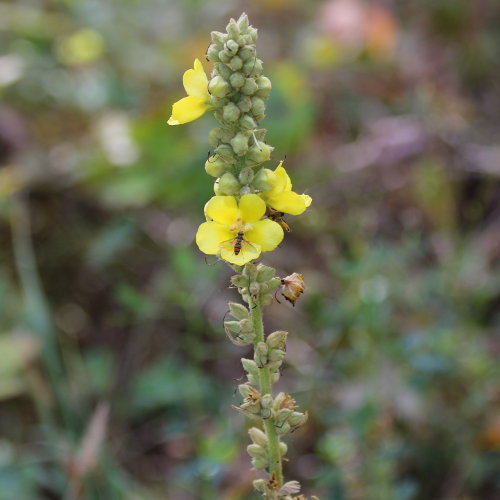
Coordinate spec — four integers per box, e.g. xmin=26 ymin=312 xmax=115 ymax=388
xmin=1 ymin=0 xmax=500 ymax=499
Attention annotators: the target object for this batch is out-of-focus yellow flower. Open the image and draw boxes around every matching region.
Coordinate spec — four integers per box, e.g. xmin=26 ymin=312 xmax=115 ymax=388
xmin=57 ymin=29 xmax=104 ymax=66
xmin=196 ymin=194 xmax=284 ymax=265
xmin=168 ymin=59 xmax=210 ymax=125
xmin=261 ymin=162 xmax=312 ymax=215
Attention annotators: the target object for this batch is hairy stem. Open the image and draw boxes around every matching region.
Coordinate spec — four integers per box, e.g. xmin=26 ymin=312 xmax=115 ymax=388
xmin=250 ymin=297 xmax=284 ymax=488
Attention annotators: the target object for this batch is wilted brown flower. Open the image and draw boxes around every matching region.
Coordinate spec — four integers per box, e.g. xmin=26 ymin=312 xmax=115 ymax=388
xmin=280 ymin=273 xmax=305 ymax=306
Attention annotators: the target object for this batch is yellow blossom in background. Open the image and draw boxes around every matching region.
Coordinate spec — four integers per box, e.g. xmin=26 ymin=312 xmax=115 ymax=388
xmin=168 ymin=59 xmax=210 ymax=125
xmin=57 ymin=29 xmax=104 ymax=66
xmin=261 ymin=162 xmax=312 ymax=215
xmin=196 ymin=194 xmax=284 ymax=265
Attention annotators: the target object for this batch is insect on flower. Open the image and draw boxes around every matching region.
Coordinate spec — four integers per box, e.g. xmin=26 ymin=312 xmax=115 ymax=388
xmin=196 ymin=194 xmax=284 ymax=265
xmin=233 ymin=231 xmax=244 ymax=255
xmin=266 ymin=206 xmax=291 ymax=233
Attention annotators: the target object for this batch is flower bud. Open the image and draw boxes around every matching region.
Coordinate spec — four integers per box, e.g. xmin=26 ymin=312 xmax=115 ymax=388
xmin=216 ymin=62 xmax=231 ymax=80
xmin=208 ymin=129 xmax=221 ymax=148
xmin=231 ymin=274 xmax=248 ymax=288
xmin=209 ymin=95 xmax=227 ymax=110
xmin=268 ymin=348 xmax=285 ymax=363
xmin=261 ymin=394 xmax=273 ymax=409
xmin=218 ymin=172 xmax=240 ymax=195
xmin=254 ymin=341 xmax=268 ymax=367
xmin=240 ymin=319 xmax=254 ymax=334
xmin=248 ymin=27 xmax=258 ymax=43
xmin=279 ymin=441 xmax=288 ymax=456
xmin=205 ymin=156 xmax=226 ymax=177
xmin=239 ymin=167 xmax=254 ymax=185
xmin=251 ymin=457 xmax=267 ymax=470
xmin=239 ymin=45 xmax=256 ymax=61
xmin=239 ymin=114 xmax=257 ymax=131
xmin=225 ymin=329 xmax=254 ymax=347
xmin=209 ymin=76 xmax=230 ymax=97
xmin=251 ymin=97 xmax=265 ymax=116
xmin=247 ymin=142 xmax=273 ymax=164
xmin=213 ymin=178 xmax=222 ymax=195
xmin=215 ymin=144 xmax=236 ymax=163
xmin=230 ymin=132 xmax=249 ymax=156
xmin=277 ymin=422 xmax=290 ymax=435
xmin=273 ymin=392 xmax=287 ymax=411
xmin=248 ymin=427 xmax=268 ymax=447
xmin=271 ymin=371 xmax=280 ymax=384
xmin=241 ymin=358 xmax=259 ymax=377
xmin=247 ymin=443 xmax=267 ymax=459
xmin=237 ymin=13 xmax=249 ymax=32
xmin=260 ymin=277 xmax=281 ymax=294
xmin=289 ymin=411 xmax=308 ymax=428
xmin=252 ymin=479 xmax=267 ymax=493
xmin=206 ymin=44 xmax=220 ymax=61
xmin=218 ymin=50 xmax=231 ymax=63
xmin=238 ymin=384 xmax=254 ymax=398
xmin=267 ymin=331 xmax=288 ymax=350
xmin=228 ymin=302 xmax=249 ymax=320
xmin=222 ymin=102 xmax=240 ymax=123
xmin=275 ymin=408 xmax=293 ymax=427
xmin=243 ymin=263 xmax=258 ymax=280
xmin=238 ymin=96 xmax=252 ymax=112
xmin=253 ymin=168 xmax=276 ymax=191
xmin=240 ymin=186 xmax=252 ymax=196
xmin=256 ymin=76 xmax=272 ymax=97
xmin=256 ymin=264 xmax=276 ymax=282
xmin=249 ymin=281 xmax=260 ymax=296
xmin=211 ymin=31 xmax=227 ymax=45
xmin=244 ymin=58 xmax=263 ymax=76
xmin=226 ymin=19 xmax=240 ymax=39
xmin=224 ymin=321 xmax=241 ymax=334
xmin=229 ymin=72 xmax=245 ymax=89
xmin=241 ymin=78 xmax=259 ymax=95
xmin=226 ymin=39 xmax=239 ymax=55
xmin=229 ymin=56 xmax=243 ymax=71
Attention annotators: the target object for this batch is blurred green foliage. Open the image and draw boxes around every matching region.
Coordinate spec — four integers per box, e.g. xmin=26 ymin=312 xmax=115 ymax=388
xmin=1 ymin=0 xmax=499 ymax=499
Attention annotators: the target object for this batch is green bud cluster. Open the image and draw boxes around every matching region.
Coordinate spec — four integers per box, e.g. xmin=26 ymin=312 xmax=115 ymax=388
xmin=230 ymin=262 xmax=281 ymax=307
xmin=247 ymin=426 xmax=288 ymax=471
xmin=253 ymin=478 xmax=317 ymax=500
xmin=224 ymin=302 xmax=255 ymax=346
xmin=205 ymin=13 xmax=275 ymax=198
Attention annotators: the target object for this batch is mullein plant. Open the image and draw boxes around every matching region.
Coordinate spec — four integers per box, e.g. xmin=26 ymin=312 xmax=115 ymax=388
xmin=168 ymin=14 xmax=316 ymax=500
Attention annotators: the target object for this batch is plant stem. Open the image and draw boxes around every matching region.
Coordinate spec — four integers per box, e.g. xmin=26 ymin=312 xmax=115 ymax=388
xmin=250 ymin=297 xmax=284 ymax=488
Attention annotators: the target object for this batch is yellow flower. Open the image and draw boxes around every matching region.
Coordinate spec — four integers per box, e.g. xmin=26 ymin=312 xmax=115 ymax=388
xmin=167 ymin=59 xmax=210 ymax=125
xmin=196 ymin=194 xmax=284 ymax=265
xmin=261 ymin=162 xmax=312 ymax=215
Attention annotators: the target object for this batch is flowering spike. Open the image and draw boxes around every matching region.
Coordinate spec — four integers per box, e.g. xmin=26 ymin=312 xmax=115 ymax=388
xmin=169 ymin=13 xmax=315 ymax=499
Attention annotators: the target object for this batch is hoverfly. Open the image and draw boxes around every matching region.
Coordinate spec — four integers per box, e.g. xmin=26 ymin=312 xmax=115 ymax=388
xmin=265 ymin=206 xmax=291 ymax=232
xmin=220 ymin=232 xmax=258 ymax=256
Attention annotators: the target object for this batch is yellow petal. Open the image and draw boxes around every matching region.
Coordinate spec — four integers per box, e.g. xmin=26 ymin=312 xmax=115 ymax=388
xmin=205 ymin=196 xmax=239 ymax=224
xmin=245 ymin=219 xmax=284 ymax=252
xmin=267 ymin=191 xmax=308 ymax=215
xmin=196 ymin=221 xmax=233 ymax=254
xmin=273 ymin=163 xmax=292 ymax=194
xmin=220 ymin=240 xmax=261 ymax=265
xmin=302 ymin=194 xmax=312 ymax=207
xmin=239 ymin=194 xmax=266 ymax=223
xmin=183 ymin=59 xmax=209 ymax=100
xmin=168 ymin=96 xmax=209 ymax=125
xmin=168 ymin=95 xmax=210 ymax=125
